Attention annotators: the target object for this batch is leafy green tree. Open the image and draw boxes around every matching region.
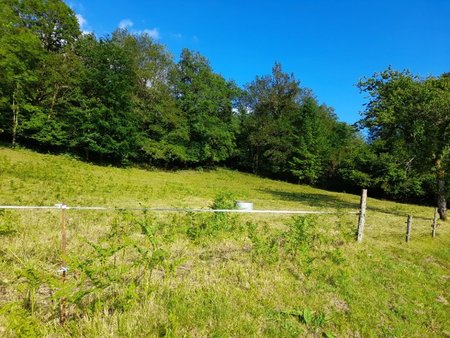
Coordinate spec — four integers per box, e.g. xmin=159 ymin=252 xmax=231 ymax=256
xmin=289 ymin=98 xmax=338 ymax=184
xmin=67 ymin=35 xmax=138 ymax=163
xmin=30 ymin=51 xmax=82 ymax=147
xmin=329 ymin=129 xmax=374 ymax=192
xmin=238 ymin=63 xmax=355 ymax=185
xmin=238 ymin=63 xmax=303 ymax=176
xmin=359 ymin=68 xmax=450 ymax=219
xmin=16 ymin=0 xmax=80 ymax=52
xmin=0 ymin=1 xmax=45 ymax=147
xmin=175 ymin=49 xmax=238 ymax=166
xmin=0 ymin=0 xmax=81 ymax=149
xmin=112 ymin=30 xmax=189 ymax=166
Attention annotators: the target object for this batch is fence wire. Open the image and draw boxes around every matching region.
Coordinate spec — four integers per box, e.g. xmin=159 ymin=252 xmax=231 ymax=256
xmin=0 ymin=204 xmax=360 ymax=215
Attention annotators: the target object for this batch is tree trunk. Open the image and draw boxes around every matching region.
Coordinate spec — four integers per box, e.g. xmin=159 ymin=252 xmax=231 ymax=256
xmin=49 ymin=88 xmax=58 ymax=119
xmin=11 ymin=90 xmax=19 ymax=148
xmin=435 ymin=159 xmax=447 ymax=221
xmin=252 ymin=148 xmax=259 ymax=174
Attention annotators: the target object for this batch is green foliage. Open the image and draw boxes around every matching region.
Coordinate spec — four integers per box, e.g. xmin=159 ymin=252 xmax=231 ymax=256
xmin=184 ymin=192 xmax=242 ymax=241
xmin=247 ymin=223 xmax=281 ymax=264
xmin=238 ymin=63 xmax=303 ymax=176
xmin=67 ymin=36 xmax=139 ymax=163
xmin=0 ymin=0 xmax=81 ymax=150
xmin=0 ymin=21 xmax=45 ymax=146
xmin=358 ymin=68 xmax=450 ymax=211
xmin=290 ymin=152 xmax=322 ymax=184
xmin=185 ymin=212 xmax=239 ymax=242
xmin=283 ymin=307 xmax=328 ymax=328
xmin=53 ymin=211 xmax=171 ymax=316
xmin=0 ymin=148 xmax=449 ymax=337
xmin=133 ymin=212 xmax=168 ymax=272
xmin=2 ymin=0 xmax=450 ymax=210
xmin=0 ymin=210 xmax=17 ymax=236
xmin=237 ymin=63 xmax=360 ymax=187
xmin=0 ymin=303 xmax=42 ymax=337
xmin=284 ymin=216 xmax=315 ymax=256
xmin=16 ymin=0 xmax=80 ymax=52
xmin=210 ymin=191 xmax=237 ymax=210
xmin=175 ymin=49 xmax=239 ymax=166
xmin=112 ymin=30 xmax=190 ymax=166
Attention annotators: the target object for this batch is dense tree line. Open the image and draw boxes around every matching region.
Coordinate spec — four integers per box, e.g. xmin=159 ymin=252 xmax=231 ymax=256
xmin=1 ymin=0 xmax=449 ymax=217
xmin=357 ymin=69 xmax=450 ymax=219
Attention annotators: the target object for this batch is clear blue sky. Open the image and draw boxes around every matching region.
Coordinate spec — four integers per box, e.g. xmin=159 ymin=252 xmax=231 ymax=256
xmin=69 ymin=0 xmax=450 ymax=124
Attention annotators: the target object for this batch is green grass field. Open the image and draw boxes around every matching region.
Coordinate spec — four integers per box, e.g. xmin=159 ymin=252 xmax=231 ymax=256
xmin=1 ymin=147 xmax=449 ymax=337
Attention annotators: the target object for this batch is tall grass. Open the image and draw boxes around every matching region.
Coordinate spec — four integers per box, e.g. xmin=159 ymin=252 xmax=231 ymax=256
xmin=0 ymin=147 xmax=449 ymax=337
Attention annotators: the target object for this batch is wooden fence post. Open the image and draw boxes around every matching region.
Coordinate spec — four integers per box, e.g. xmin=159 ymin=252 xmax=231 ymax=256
xmin=60 ymin=204 xmax=68 ymax=325
xmin=356 ymin=189 xmax=367 ymax=242
xmin=432 ymin=208 xmax=438 ymax=238
xmin=405 ymin=215 xmax=412 ymax=242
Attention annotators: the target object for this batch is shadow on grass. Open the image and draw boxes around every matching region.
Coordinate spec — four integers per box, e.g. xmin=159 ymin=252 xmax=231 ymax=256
xmin=261 ymin=189 xmax=434 ymax=221
xmin=366 ymin=206 xmax=434 ymax=221
xmin=260 ymin=189 xmax=359 ymax=210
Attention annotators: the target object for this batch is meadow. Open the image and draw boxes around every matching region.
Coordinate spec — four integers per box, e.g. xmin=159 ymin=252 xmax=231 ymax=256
xmin=0 ymin=147 xmax=449 ymax=337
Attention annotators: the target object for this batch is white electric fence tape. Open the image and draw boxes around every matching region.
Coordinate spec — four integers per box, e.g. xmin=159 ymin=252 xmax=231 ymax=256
xmin=0 ymin=205 xmax=359 ymax=214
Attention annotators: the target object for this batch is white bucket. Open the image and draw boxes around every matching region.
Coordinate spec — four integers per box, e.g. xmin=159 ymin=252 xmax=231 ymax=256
xmin=236 ymin=201 xmax=253 ymax=211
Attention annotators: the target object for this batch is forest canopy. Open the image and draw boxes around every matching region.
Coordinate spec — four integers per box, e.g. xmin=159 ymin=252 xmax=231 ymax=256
xmin=0 ymin=0 xmax=449 ymax=217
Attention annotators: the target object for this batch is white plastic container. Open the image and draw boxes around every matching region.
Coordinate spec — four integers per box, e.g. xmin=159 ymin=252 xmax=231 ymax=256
xmin=236 ymin=201 xmax=253 ymax=211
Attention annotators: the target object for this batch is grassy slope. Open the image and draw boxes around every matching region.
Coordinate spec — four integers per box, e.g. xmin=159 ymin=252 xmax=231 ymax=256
xmin=0 ymin=147 xmax=449 ymax=337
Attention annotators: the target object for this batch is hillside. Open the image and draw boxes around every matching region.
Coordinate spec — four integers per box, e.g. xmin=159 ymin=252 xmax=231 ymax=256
xmin=0 ymin=147 xmax=449 ymax=337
